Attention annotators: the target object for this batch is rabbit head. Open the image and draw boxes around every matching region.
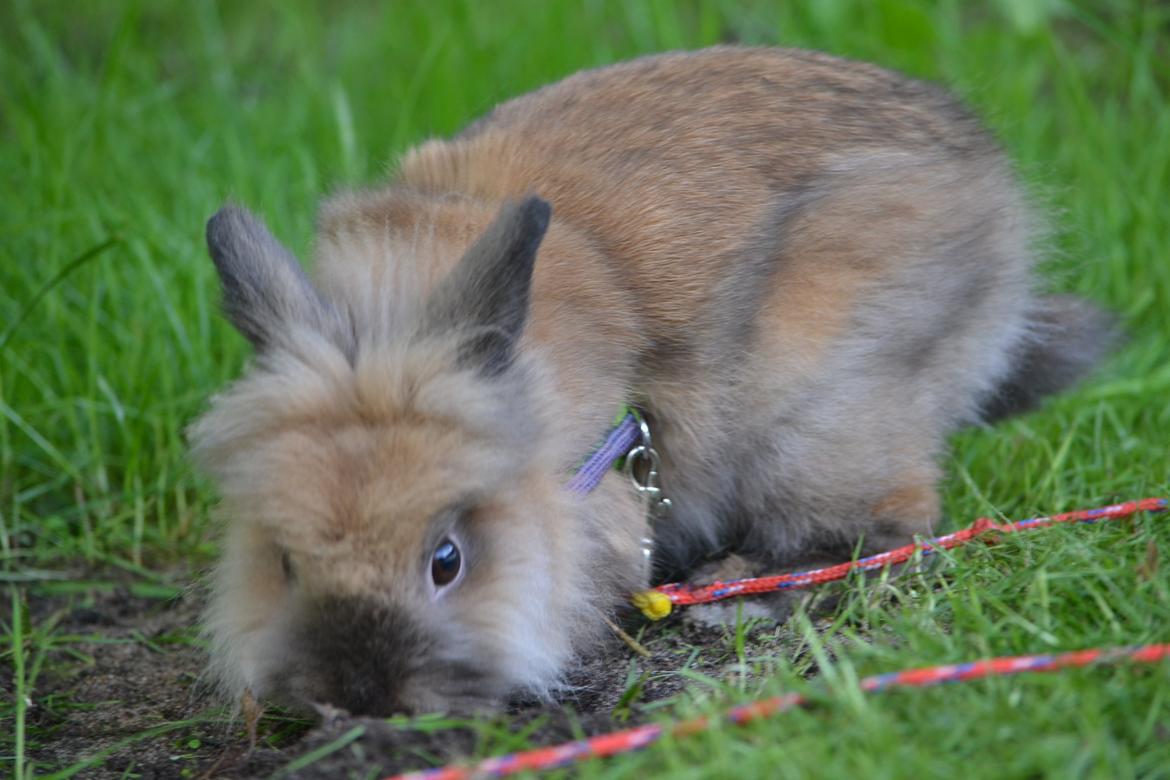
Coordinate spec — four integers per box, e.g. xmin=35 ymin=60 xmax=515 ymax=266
xmin=190 ymin=197 xmax=608 ymax=715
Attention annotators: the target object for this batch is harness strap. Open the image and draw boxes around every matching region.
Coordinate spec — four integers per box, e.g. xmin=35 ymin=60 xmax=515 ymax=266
xmin=565 ymin=410 xmax=641 ymax=495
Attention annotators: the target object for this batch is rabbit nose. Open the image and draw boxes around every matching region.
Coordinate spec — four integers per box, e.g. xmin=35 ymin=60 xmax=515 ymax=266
xmin=294 ymin=595 xmax=425 ymax=716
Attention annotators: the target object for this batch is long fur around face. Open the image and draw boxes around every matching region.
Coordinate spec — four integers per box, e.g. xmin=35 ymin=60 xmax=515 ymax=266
xmin=191 ymin=46 xmax=1113 ymax=714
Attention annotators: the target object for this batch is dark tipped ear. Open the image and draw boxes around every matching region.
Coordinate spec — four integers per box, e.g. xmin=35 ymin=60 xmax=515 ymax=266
xmin=205 ymin=205 xmax=335 ymax=350
xmin=424 ymin=196 xmax=551 ymax=375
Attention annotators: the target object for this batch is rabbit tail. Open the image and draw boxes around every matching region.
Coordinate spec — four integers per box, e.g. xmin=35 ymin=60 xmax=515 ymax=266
xmin=980 ymin=295 xmax=1119 ymax=422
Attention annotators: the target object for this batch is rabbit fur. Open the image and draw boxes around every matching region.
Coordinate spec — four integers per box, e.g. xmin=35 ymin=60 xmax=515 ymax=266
xmin=190 ymin=47 xmax=1114 ymax=716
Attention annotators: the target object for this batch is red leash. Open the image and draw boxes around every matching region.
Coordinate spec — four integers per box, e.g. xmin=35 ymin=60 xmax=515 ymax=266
xmin=389 ymin=643 xmax=1170 ymax=780
xmin=634 ymin=497 xmax=1168 ymax=618
xmin=383 ymin=497 xmax=1167 ymax=779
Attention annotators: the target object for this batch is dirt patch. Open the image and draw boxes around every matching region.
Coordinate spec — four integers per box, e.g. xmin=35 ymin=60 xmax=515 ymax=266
xmin=16 ymin=577 xmax=812 ymax=779
xmin=18 ymin=582 xmax=288 ymax=779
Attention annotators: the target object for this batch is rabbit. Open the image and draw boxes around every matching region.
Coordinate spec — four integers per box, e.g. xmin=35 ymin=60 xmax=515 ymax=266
xmin=189 ymin=46 xmax=1115 ymax=716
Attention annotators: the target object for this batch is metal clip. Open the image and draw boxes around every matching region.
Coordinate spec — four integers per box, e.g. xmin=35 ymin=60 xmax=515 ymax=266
xmin=624 ymin=416 xmax=672 ymax=538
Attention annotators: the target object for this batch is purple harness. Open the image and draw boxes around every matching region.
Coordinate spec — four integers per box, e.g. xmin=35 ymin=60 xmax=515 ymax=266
xmin=567 ymin=410 xmax=670 ymax=563
xmin=565 ymin=413 xmax=641 ymax=495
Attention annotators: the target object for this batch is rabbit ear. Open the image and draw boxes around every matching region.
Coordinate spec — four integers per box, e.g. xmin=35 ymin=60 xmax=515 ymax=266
xmin=205 ymin=205 xmax=338 ymax=351
xmin=424 ymin=196 xmax=551 ymax=375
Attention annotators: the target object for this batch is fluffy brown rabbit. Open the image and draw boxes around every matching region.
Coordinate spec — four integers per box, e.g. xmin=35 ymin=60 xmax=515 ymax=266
xmin=190 ymin=47 xmax=1114 ymax=716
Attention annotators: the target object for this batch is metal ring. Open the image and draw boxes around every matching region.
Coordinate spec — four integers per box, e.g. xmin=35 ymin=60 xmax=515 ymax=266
xmin=637 ymin=417 xmax=653 ymax=451
xmin=624 ymin=445 xmax=661 ymax=494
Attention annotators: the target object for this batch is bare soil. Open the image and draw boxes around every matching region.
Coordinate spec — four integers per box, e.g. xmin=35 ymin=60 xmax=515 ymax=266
xmin=18 ymin=576 xmax=807 ymax=779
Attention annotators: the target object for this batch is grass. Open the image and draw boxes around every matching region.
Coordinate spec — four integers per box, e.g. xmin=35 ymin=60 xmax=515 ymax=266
xmin=2 ymin=0 xmax=1168 ymax=777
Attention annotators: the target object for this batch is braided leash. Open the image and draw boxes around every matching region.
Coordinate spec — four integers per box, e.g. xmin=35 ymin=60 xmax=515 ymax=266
xmin=381 ymin=497 xmax=1167 ymax=779
xmin=389 ymin=643 xmax=1170 ymax=780
xmin=568 ymin=413 xmax=1168 ymax=618
xmin=632 ymin=497 xmax=1169 ymax=619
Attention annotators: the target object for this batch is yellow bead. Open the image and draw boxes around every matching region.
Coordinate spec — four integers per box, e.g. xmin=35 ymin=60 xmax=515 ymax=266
xmin=631 ymin=590 xmax=673 ymax=621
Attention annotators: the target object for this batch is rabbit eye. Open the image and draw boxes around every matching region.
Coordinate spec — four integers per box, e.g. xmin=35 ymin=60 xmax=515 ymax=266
xmin=431 ymin=538 xmax=461 ymax=588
